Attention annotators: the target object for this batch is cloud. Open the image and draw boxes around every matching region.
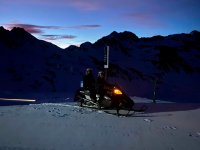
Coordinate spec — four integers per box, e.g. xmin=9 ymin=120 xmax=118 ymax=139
xmin=41 ymin=34 xmax=77 ymax=40
xmin=69 ymin=25 xmax=101 ymax=29
xmin=125 ymin=12 xmax=164 ymax=28
xmin=3 ymin=23 xmax=101 ymax=33
xmin=2 ymin=0 xmax=200 ymax=12
xmin=127 ymin=13 xmax=153 ymax=22
xmin=69 ymin=0 xmax=101 ymax=11
xmin=4 ymin=23 xmax=64 ymax=34
xmin=1 ymin=0 xmax=101 ymax=11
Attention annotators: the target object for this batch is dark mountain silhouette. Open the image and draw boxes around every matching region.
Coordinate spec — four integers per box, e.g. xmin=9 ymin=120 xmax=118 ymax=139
xmin=0 ymin=26 xmax=200 ymax=102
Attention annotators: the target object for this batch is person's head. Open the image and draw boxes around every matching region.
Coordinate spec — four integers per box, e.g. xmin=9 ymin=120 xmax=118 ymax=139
xmin=86 ymin=68 xmax=92 ymax=75
xmin=98 ymin=71 xmax=104 ymax=78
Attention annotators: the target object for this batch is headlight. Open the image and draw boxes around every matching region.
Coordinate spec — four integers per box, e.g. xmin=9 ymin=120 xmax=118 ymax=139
xmin=113 ymin=88 xmax=122 ymax=95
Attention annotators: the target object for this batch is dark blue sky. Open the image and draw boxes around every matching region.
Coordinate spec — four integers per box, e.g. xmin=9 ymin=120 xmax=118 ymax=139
xmin=1 ymin=0 xmax=200 ymax=48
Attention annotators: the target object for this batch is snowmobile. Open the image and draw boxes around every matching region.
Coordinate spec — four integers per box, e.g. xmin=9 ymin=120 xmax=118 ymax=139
xmin=74 ymin=83 xmax=146 ymax=116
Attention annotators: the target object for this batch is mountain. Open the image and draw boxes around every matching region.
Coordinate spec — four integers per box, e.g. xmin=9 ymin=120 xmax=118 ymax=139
xmin=0 ymin=26 xmax=200 ymax=102
xmin=0 ymin=27 xmax=74 ymax=93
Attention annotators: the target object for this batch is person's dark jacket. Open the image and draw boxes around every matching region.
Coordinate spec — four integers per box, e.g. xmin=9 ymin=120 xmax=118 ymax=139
xmin=83 ymin=74 xmax=95 ymax=90
xmin=96 ymin=76 xmax=106 ymax=94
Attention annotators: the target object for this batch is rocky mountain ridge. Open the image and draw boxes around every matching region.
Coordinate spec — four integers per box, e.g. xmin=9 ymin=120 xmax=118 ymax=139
xmin=0 ymin=26 xmax=200 ymax=102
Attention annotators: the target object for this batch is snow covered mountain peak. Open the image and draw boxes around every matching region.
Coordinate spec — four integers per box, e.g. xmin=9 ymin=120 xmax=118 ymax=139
xmin=0 ymin=27 xmax=200 ymax=102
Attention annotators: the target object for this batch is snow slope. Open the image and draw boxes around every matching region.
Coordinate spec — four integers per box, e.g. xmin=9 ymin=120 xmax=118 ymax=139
xmin=0 ymin=97 xmax=200 ymax=150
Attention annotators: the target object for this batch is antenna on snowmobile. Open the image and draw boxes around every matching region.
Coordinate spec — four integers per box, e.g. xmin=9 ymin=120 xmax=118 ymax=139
xmin=104 ymin=46 xmax=109 ymax=80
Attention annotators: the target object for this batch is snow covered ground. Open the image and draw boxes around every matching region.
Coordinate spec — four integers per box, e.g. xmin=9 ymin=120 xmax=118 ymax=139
xmin=0 ymin=97 xmax=200 ymax=150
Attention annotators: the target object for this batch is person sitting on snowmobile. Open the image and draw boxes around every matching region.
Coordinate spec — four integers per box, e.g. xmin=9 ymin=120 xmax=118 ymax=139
xmin=96 ymin=71 xmax=107 ymax=109
xmin=83 ymin=68 xmax=96 ymax=102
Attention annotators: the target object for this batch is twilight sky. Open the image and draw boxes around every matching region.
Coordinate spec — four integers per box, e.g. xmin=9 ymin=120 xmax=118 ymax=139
xmin=0 ymin=0 xmax=200 ymax=48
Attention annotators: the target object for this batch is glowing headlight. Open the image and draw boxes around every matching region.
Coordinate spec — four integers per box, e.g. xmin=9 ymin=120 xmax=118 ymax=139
xmin=113 ymin=88 xmax=122 ymax=95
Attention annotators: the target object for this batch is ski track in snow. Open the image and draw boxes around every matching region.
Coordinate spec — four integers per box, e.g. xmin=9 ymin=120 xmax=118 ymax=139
xmin=30 ymin=102 xmax=106 ymax=117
